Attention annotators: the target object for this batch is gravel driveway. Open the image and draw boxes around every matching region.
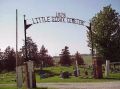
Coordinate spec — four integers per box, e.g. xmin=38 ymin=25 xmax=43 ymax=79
xmin=37 ymin=81 xmax=120 ymax=89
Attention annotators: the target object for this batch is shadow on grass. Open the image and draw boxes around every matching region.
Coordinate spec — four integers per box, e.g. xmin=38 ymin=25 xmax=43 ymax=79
xmin=35 ymin=87 xmax=48 ymax=89
xmin=104 ymin=77 xmax=120 ymax=80
xmin=35 ymin=69 xmax=59 ymax=77
xmin=78 ymin=76 xmax=120 ymax=81
xmin=35 ymin=87 xmax=56 ymax=89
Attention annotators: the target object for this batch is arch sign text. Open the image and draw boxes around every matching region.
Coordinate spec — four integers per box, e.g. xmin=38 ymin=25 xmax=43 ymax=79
xmin=28 ymin=12 xmax=85 ymax=26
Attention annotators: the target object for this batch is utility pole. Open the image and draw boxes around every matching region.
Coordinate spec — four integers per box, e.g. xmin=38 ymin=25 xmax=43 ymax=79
xmin=16 ymin=9 xmax=18 ymax=89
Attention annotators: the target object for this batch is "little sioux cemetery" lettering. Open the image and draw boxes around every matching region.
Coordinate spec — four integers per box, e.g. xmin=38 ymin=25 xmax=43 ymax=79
xmin=30 ymin=12 xmax=85 ymax=26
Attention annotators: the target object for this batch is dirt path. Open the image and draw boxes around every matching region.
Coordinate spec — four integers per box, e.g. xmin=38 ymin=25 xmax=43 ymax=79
xmin=0 ymin=81 xmax=120 ymax=89
xmin=37 ymin=81 xmax=120 ymax=89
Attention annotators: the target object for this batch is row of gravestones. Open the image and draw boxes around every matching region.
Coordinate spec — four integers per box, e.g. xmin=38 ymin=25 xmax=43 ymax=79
xmin=39 ymin=57 xmax=103 ymax=79
xmin=59 ymin=56 xmax=103 ymax=79
xmin=39 ymin=58 xmax=110 ymax=79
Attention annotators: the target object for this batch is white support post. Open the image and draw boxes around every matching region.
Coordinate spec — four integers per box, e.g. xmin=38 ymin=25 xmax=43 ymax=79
xmin=105 ymin=60 xmax=110 ymax=77
xmin=76 ymin=60 xmax=79 ymax=76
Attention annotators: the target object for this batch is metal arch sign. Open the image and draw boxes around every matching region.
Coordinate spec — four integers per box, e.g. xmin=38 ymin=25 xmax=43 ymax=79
xmin=25 ymin=12 xmax=86 ymax=28
xmin=24 ymin=12 xmax=92 ymax=62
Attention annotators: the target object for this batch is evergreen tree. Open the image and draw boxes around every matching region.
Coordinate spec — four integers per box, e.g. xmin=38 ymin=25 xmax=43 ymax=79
xmin=87 ymin=5 xmax=120 ymax=62
xmin=0 ymin=49 xmax=4 ymax=72
xmin=4 ymin=46 xmax=16 ymax=71
xmin=74 ymin=51 xmax=84 ymax=65
xmin=59 ymin=46 xmax=72 ymax=66
xmin=45 ymin=55 xmax=54 ymax=67
xmin=38 ymin=45 xmax=54 ymax=69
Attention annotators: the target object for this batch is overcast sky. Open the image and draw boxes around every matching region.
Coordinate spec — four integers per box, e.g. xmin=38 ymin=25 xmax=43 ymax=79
xmin=0 ymin=0 xmax=120 ymax=56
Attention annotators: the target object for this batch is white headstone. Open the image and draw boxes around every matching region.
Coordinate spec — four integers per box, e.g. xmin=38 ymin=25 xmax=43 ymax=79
xmin=76 ymin=60 xmax=79 ymax=76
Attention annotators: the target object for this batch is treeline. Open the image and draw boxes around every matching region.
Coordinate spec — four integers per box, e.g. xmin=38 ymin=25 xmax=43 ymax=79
xmin=0 ymin=46 xmax=16 ymax=72
xmin=0 ymin=37 xmax=84 ymax=72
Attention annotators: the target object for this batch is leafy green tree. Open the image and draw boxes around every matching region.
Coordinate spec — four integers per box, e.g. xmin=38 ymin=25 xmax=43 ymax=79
xmin=74 ymin=51 xmax=84 ymax=65
xmin=59 ymin=46 xmax=72 ymax=66
xmin=87 ymin=5 xmax=120 ymax=62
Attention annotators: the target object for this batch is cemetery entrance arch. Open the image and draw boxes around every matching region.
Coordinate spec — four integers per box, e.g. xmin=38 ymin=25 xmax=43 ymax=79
xmin=22 ymin=12 xmax=95 ymax=89
xmin=24 ymin=12 xmax=93 ymax=61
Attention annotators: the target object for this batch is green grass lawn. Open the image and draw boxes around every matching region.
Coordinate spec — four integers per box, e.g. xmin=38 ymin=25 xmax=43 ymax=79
xmin=36 ymin=75 xmax=120 ymax=83
xmin=0 ymin=66 xmax=120 ymax=84
xmin=36 ymin=66 xmax=120 ymax=83
xmin=0 ymin=85 xmax=17 ymax=89
xmin=0 ymin=72 xmax=119 ymax=89
xmin=0 ymin=72 xmax=16 ymax=84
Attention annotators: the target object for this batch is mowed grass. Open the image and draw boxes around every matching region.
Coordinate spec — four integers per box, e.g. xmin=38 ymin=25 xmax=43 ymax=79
xmin=36 ymin=74 xmax=120 ymax=83
xmin=0 ymin=85 xmax=16 ymax=89
xmin=0 ymin=72 xmax=16 ymax=84
xmin=0 ymin=55 xmax=120 ymax=84
xmin=0 ymin=66 xmax=120 ymax=84
xmin=36 ymin=66 xmax=120 ymax=83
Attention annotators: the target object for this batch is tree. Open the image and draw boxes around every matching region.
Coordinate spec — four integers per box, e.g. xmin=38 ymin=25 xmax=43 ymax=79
xmin=59 ymin=46 xmax=72 ymax=66
xmin=0 ymin=49 xmax=4 ymax=72
xmin=87 ymin=5 xmax=120 ymax=62
xmin=4 ymin=46 xmax=16 ymax=71
xmin=74 ymin=51 xmax=84 ymax=65
xmin=38 ymin=45 xmax=48 ymax=68
xmin=21 ymin=37 xmax=38 ymax=64
xmin=38 ymin=45 xmax=54 ymax=69
xmin=45 ymin=55 xmax=54 ymax=67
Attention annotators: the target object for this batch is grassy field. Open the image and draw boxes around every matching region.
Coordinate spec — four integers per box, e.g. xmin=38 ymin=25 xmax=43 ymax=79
xmin=35 ymin=66 xmax=92 ymax=77
xmin=0 ymin=85 xmax=17 ymax=89
xmin=0 ymin=55 xmax=120 ymax=85
xmin=0 ymin=72 xmax=16 ymax=84
xmin=36 ymin=74 xmax=120 ymax=83
xmin=36 ymin=66 xmax=120 ymax=83
xmin=0 ymin=66 xmax=120 ymax=84
xmin=0 ymin=55 xmax=119 ymax=89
